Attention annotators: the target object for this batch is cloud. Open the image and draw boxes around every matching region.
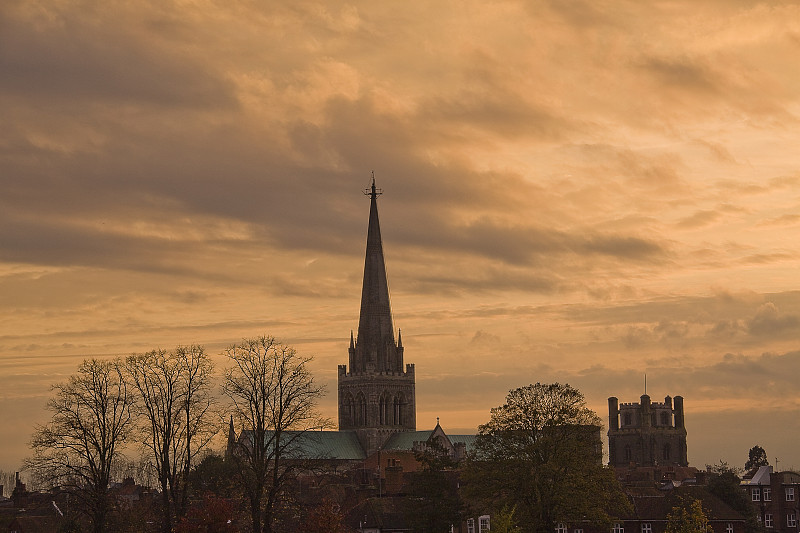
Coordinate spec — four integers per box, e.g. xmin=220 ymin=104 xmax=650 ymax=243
xmin=747 ymin=302 xmax=800 ymax=337
xmin=0 ymin=4 xmax=236 ymax=108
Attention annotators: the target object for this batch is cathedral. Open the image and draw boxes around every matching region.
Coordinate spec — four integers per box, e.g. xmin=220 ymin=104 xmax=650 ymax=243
xmin=228 ymin=178 xmax=471 ymax=464
xmin=338 ymin=178 xmax=417 ymax=456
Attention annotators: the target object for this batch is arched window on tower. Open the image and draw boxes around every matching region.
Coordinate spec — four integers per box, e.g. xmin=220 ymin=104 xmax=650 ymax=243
xmin=660 ymin=411 xmax=669 ymax=426
xmin=343 ymin=393 xmax=355 ymax=426
xmin=379 ymin=392 xmax=391 ymax=425
xmin=356 ymin=392 xmax=367 ymax=427
xmin=394 ymin=393 xmax=405 ymax=426
xmin=624 ymin=444 xmax=632 ymax=462
xmin=623 ymin=412 xmax=632 ymax=426
xmin=662 ymin=443 xmax=671 ymax=461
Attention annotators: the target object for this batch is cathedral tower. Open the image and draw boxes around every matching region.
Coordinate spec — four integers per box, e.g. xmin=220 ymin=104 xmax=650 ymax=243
xmin=338 ymin=178 xmax=416 ymax=455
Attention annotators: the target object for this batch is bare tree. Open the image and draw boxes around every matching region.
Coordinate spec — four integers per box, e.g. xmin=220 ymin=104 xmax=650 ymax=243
xmin=26 ymin=359 xmax=132 ymax=533
xmin=126 ymin=345 xmax=215 ymax=533
xmin=222 ymin=336 xmax=327 ymax=533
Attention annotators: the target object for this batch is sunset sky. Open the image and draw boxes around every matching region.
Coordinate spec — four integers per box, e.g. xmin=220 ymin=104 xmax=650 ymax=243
xmin=3 ymin=0 xmax=800 ymax=473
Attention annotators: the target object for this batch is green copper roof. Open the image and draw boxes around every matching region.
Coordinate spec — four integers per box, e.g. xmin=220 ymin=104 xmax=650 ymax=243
xmin=290 ymin=430 xmax=366 ymax=460
xmin=239 ymin=429 xmax=366 ymax=461
xmin=382 ymin=431 xmax=477 ymax=452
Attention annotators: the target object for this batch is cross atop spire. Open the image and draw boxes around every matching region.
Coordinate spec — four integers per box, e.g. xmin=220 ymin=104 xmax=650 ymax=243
xmin=365 ymin=171 xmax=383 ymax=200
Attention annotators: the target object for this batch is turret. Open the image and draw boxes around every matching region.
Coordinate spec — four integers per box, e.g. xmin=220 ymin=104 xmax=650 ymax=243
xmin=608 ymin=397 xmax=619 ymax=431
xmin=673 ymin=396 xmax=684 ymax=429
xmin=640 ymin=394 xmax=651 ymax=428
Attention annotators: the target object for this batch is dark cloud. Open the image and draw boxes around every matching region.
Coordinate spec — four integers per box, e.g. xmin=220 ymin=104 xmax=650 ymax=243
xmin=0 ymin=8 xmax=236 ymax=108
xmin=640 ymin=56 xmax=719 ymax=94
xmin=747 ymin=303 xmax=800 ymax=337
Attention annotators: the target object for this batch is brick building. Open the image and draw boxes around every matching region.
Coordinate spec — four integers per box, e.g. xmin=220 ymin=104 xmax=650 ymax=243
xmin=742 ymin=466 xmax=800 ymax=533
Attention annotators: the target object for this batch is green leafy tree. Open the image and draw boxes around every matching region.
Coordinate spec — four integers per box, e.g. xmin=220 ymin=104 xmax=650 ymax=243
xmin=666 ymin=498 xmax=714 ymax=533
xmin=745 ymin=446 xmax=769 ymax=472
xmin=404 ymin=439 xmax=462 ymax=532
xmin=462 ymin=383 xmax=630 ymax=533
xmin=707 ymin=470 xmax=761 ymax=533
xmin=491 ymin=505 xmax=523 ymax=533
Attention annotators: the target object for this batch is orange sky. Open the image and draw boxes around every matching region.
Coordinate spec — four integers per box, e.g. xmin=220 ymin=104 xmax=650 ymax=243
xmin=2 ymin=0 xmax=800 ymax=473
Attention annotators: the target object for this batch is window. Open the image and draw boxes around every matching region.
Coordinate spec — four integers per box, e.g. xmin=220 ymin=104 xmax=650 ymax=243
xmin=765 ymin=514 xmax=773 ymax=528
xmin=467 ymin=518 xmax=475 ymax=533
xmin=642 ymin=523 xmax=652 ymax=533
xmin=556 ymin=524 xmax=567 ymax=533
xmin=787 ymin=487 xmax=795 ymax=501
xmin=753 ymin=487 xmax=761 ymax=501
xmin=764 ymin=487 xmax=772 ymax=501
xmin=726 ymin=523 xmax=734 ymax=533
xmin=788 ymin=514 xmax=797 ymax=528
xmin=624 ymin=413 xmax=632 ymax=426
xmin=479 ymin=515 xmax=490 ymax=532
xmin=612 ymin=523 xmax=624 ymax=533
xmin=662 ymin=444 xmax=671 ymax=461
xmin=660 ymin=411 xmax=669 ymax=425
xmin=624 ymin=445 xmax=632 ymax=461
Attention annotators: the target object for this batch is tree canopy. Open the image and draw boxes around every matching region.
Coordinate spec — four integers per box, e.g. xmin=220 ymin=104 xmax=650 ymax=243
xmin=666 ymin=498 xmax=714 ymax=533
xmin=26 ymin=359 xmax=132 ymax=533
xmin=223 ymin=336 xmax=327 ymax=533
xmin=745 ymin=445 xmax=769 ymax=472
xmin=462 ymin=383 xmax=630 ymax=533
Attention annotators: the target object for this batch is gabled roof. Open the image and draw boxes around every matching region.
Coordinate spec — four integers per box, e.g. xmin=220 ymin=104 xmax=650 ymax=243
xmin=743 ymin=465 xmax=772 ymax=485
xmin=629 ymin=485 xmax=746 ymax=522
xmin=381 ymin=430 xmax=477 ymax=452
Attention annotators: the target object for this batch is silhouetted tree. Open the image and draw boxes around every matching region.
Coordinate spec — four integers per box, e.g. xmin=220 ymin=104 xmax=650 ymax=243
xmin=26 ymin=359 xmax=132 ymax=533
xmin=187 ymin=453 xmax=238 ymax=498
xmin=222 ymin=336 xmax=327 ymax=533
xmin=127 ymin=345 xmax=215 ymax=533
xmin=404 ymin=439 xmax=462 ymax=532
xmin=745 ymin=445 xmax=769 ymax=472
xmin=705 ymin=460 xmax=740 ymax=475
xmin=462 ymin=383 xmax=630 ymax=533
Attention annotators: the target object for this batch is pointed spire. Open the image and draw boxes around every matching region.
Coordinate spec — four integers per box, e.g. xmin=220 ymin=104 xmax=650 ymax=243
xmin=356 ymin=175 xmax=395 ymax=370
xmin=350 ymin=330 xmax=355 ymax=349
xmin=397 ymin=328 xmax=402 ymax=348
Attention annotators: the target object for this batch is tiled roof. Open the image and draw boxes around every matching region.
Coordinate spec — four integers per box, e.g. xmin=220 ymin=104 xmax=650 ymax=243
xmin=629 ymin=486 xmax=746 ymax=521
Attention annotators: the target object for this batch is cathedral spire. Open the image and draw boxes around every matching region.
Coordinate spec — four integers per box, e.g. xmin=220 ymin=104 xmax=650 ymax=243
xmin=338 ymin=175 xmax=416 ymax=448
xmin=355 ymin=175 xmax=396 ymax=372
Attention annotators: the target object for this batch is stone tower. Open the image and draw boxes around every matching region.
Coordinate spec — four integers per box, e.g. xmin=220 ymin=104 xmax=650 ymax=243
xmin=338 ymin=178 xmax=416 ymax=456
xmin=607 ymin=394 xmax=688 ymax=468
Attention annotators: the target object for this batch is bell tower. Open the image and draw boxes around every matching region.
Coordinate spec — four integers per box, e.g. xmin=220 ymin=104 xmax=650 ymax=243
xmin=338 ymin=177 xmax=416 ymax=456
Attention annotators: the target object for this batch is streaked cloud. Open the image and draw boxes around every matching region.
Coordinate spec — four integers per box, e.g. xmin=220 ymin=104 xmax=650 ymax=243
xmin=1 ymin=0 xmax=800 ymax=471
